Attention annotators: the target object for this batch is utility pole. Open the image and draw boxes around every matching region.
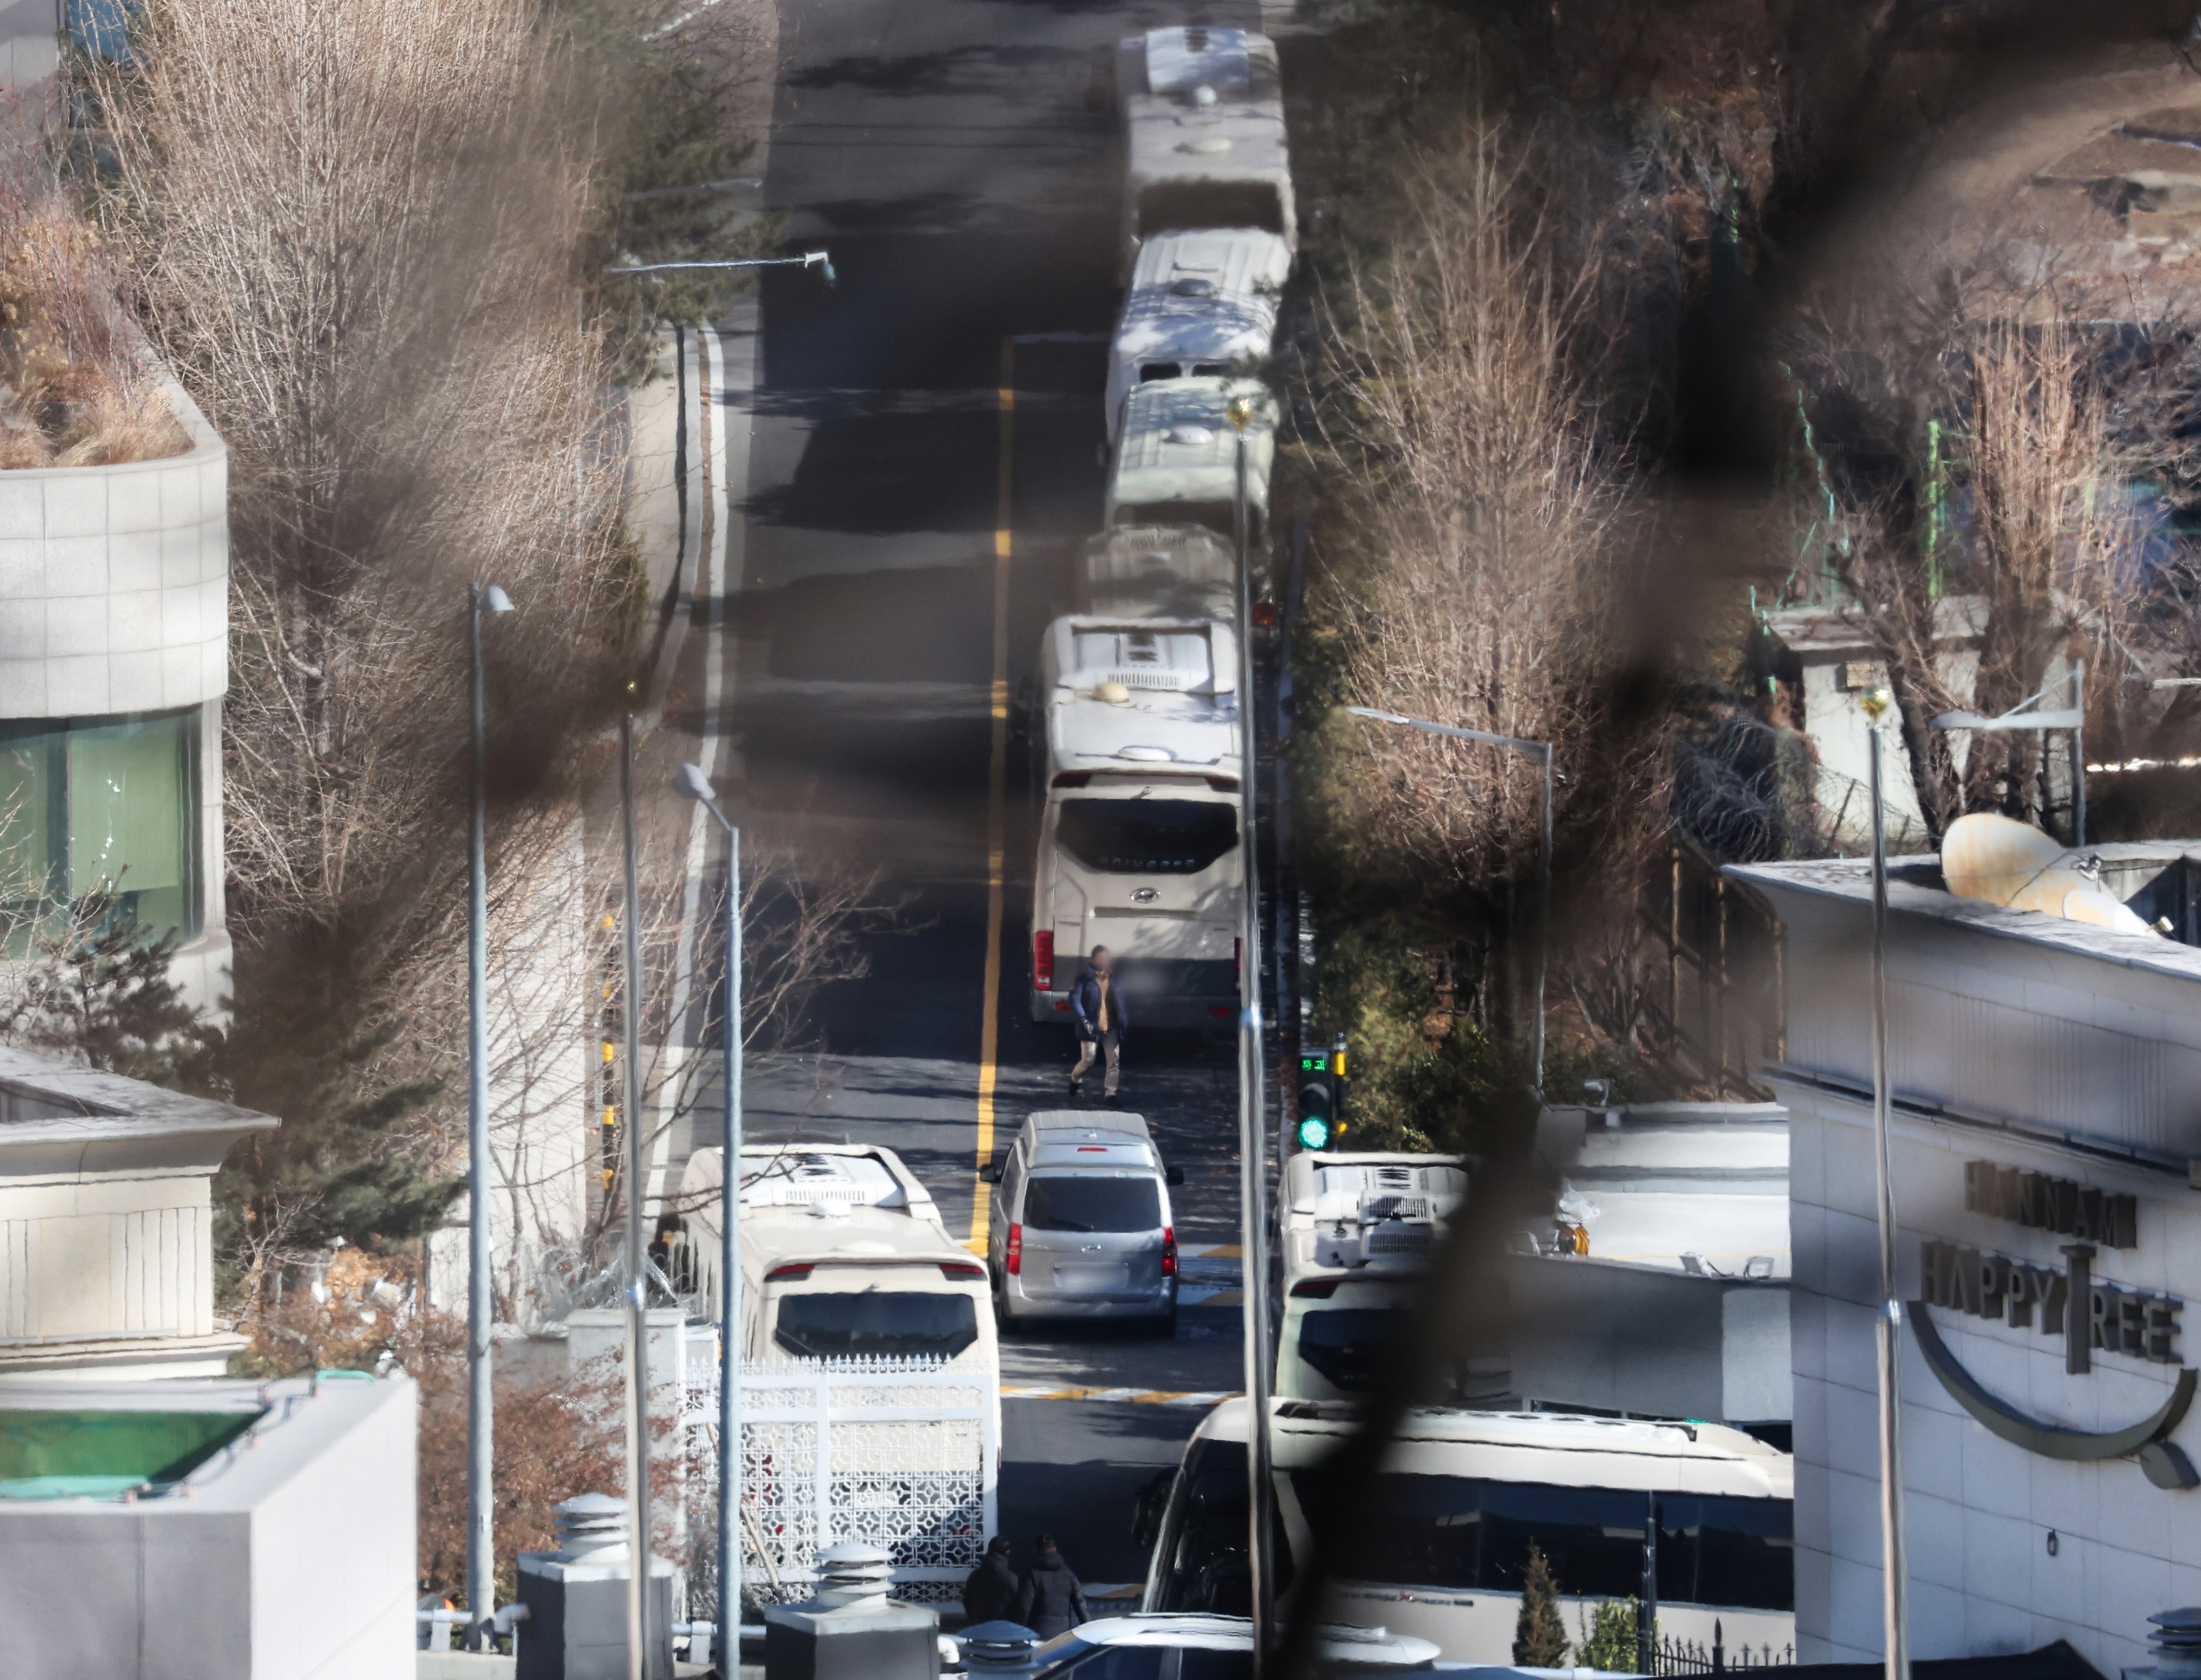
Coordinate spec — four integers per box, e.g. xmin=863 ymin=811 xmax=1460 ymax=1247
xmin=1227 ymin=396 xmax=1276 ymax=1675
xmin=671 ymin=761 xmax=743 ymax=1676
xmin=619 ymin=711 xmax=654 ymax=1680
xmin=1861 ymin=687 xmax=1911 ymax=1680
xmin=466 ymin=581 xmax=512 ymax=1648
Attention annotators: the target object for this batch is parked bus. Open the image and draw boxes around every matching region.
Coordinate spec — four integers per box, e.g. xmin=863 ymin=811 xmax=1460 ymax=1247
xmin=1115 ymin=27 xmax=1294 ymax=275
xmin=1140 ymin=1401 xmax=1794 ymax=1665
xmin=1107 ymin=228 xmax=1292 ymax=439
xmin=1106 ymin=377 xmax=1276 ymax=545
xmin=1027 ymin=614 xmax=1242 ymax=1030
xmin=671 ymin=1143 xmax=996 ymax=1380
xmin=1275 ymin=1152 xmax=1468 ymax=1401
xmin=1078 ymin=524 xmax=1238 ymax=624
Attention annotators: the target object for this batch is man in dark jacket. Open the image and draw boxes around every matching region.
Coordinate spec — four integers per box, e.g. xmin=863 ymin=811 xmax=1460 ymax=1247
xmin=962 ymin=1534 xmax=1019 ymax=1626
xmin=1068 ymin=947 xmax=1125 ymax=1099
xmin=1012 ymin=1532 xmax=1093 ymax=1639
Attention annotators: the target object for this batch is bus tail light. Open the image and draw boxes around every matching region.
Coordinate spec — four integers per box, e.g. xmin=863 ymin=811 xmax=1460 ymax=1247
xmin=1006 ymin=1224 xmax=1023 ymax=1275
xmin=765 ymin=1263 xmax=815 ymax=1282
xmin=1290 ymin=1278 xmax=1339 ymax=1298
xmin=1033 ymin=931 xmax=1055 ymax=990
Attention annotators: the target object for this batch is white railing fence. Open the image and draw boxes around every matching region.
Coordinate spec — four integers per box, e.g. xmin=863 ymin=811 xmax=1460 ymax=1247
xmin=683 ymin=1355 xmax=999 ymax=1609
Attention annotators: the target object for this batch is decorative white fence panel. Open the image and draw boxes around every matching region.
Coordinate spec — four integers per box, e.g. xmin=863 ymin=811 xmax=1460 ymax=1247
xmin=684 ymin=1355 xmax=998 ymax=1606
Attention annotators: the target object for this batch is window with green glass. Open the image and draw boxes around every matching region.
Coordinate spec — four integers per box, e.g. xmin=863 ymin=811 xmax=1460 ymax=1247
xmin=0 ymin=709 xmax=199 ymax=955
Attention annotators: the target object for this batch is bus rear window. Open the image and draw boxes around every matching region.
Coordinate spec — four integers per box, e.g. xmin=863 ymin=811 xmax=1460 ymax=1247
xmin=1296 ymin=1308 xmax=1405 ymax=1393
xmin=1056 ymin=799 xmax=1237 ymax=874
xmin=773 ymin=1292 xmax=978 ymax=1360
xmin=1139 ymin=182 xmax=1285 ymax=237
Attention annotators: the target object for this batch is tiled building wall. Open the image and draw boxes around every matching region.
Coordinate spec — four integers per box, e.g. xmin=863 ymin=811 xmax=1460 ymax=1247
xmin=1781 ymin=1081 xmax=2199 ymax=1673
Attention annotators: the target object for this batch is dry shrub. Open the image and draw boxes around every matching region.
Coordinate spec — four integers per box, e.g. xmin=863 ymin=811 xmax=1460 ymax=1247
xmin=409 ymin=1310 xmax=630 ymax=1603
xmin=0 ymin=136 xmax=185 ymax=466
xmin=1308 ymin=124 xmax=1646 ymax=907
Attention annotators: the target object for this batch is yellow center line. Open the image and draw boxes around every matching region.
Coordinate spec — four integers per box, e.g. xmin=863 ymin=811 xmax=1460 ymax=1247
xmin=971 ymin=341 xmax=1015 ymax=1254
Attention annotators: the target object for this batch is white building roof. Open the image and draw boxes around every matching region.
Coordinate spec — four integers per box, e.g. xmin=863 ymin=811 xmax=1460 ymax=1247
xmin=1107 ymin=379 xmax=1275 ymax=523
xmin=1730 ymin=845 xmax=2201 ymax=1167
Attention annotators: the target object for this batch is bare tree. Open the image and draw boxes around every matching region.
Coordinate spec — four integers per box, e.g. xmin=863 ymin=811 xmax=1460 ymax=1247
xmin=1307 ymin=124 xmax=1651 ymax=906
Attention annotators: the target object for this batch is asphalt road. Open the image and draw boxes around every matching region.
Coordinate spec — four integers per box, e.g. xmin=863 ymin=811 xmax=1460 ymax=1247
xmin=692 ymin=0 xmax=1267 ymax=1599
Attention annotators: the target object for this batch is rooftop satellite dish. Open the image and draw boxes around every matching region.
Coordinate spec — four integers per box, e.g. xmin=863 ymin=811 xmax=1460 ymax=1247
xmin=1179 ymin=135 xmax=1234 ymax=155
xmin=1165 ymin=424 xmax=1214 ymax=445
xmin=1117 ymin=744 xmax=1174 ymax=762
xmin=1095 ymin=681 xmax=1132 ymax=703
xmin=1941 ymin=812 xmax=2157 ymax=937
xmin=1170 ymin=277 xmax=1218 ymax=298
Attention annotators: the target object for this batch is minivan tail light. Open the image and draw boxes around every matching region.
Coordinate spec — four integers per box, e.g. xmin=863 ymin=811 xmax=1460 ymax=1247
xmin=765 ymin=1263 xmax=815 ymax=1282
xmin=1033 ymin=931 xmax=1055 ymax=991
xmin=939 ymin=1261 xmax=986 ymax=1279
xmin=1161 ymin=1226 xmax=1177 ymax=1277
xmin=1006 ymin=1224 xmax=1023 ymax=1276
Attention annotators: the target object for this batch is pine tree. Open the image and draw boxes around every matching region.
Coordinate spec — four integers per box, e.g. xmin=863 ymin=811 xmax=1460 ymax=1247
xmin=1513 ymin=1541 xmax=1569 ymax=1667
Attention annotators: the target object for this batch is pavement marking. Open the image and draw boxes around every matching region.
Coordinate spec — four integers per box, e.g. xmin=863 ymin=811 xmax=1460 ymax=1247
xmin=1001 ymin=1385 xmax=1241 ymax=1406
xmin=970 ymin=339 xmax=1015 ymax=1256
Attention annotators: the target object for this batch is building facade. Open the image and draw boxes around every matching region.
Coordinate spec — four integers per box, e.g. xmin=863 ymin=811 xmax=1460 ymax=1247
xmin=1734 ymin=848 xmax=2201 ymax=1674
xmin=0 ymin=367 xmax=231 ymax=1014
xmin=0 ymin=1044 xmax=275 ymax=1379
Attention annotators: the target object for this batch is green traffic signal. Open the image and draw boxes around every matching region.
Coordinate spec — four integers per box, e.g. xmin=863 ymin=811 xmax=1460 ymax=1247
xmin=1297 ymin=1114 xmax=1332 ymax=1150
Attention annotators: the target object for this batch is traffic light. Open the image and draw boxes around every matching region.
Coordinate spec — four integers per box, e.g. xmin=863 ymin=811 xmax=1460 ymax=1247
xmin=1296 ymin=1035 xmax=1347 ymax=1150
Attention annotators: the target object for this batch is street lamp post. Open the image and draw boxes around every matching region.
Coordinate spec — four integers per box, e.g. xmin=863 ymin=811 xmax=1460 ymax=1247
xmin=1343 ymin=707 xmax=1553 ymax=1094
xmin=1860 ymin=686 xmax=1911 ymax=1680
xmin=1224 ymin=396 xmax=1277 ymax=1676
xmin=466 ymin=581 xmax=513 ymax=1650
xmin=617 ymin=711 xmax=653 ymax=1680
xmin=671 ymin=762 xmax=742 ymax=1677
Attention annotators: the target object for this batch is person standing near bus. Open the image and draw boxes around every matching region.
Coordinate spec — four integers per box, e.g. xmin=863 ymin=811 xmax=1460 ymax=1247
xmin=1013 ymin=1533 xmax=1094 ymax=1639
xmin=1069 ymin=946 xmax=1125 ymax=1098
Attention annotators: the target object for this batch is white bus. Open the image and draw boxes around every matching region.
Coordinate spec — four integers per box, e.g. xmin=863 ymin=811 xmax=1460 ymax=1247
xmin=671 ymin=1143 xmax=996 ymax=1380
xmin=1116 ymin=27 xmax=1294 ymax=275
xmin=1107 ymin=228 xmax=1292 ymax=439
xmin=1078 ymin=523 xmax=1238 ymax=624
xmin=1027 ymin=615 xmax=1242 ymax=1030
xmin=1275 ymin=1153 xmax=1468 ymax=1401
xmin=1106 ymin=377 xmax=1276 ymax=546
xmin=1140 ymin=1401 xmax=1795 ymax=1665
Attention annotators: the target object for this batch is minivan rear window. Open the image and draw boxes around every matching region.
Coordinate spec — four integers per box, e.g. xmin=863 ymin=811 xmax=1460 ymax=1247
xmin=1024 ymin=1175 xmax=1162 ymax=1233
xmin=773 ymin=1293 xmax=978 ymax=1360
xmin=1056 ymin=799 xmax=1237 ymax=874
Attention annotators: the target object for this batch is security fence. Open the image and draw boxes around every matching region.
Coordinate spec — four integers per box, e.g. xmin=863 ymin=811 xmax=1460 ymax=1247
xmin=684 ymin=1355 xmax=998 ymax=1608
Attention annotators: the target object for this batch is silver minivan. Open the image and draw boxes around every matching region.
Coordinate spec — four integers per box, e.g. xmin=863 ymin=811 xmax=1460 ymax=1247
xmin=983 ymin=1111 xmax=1184 ymax=1331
